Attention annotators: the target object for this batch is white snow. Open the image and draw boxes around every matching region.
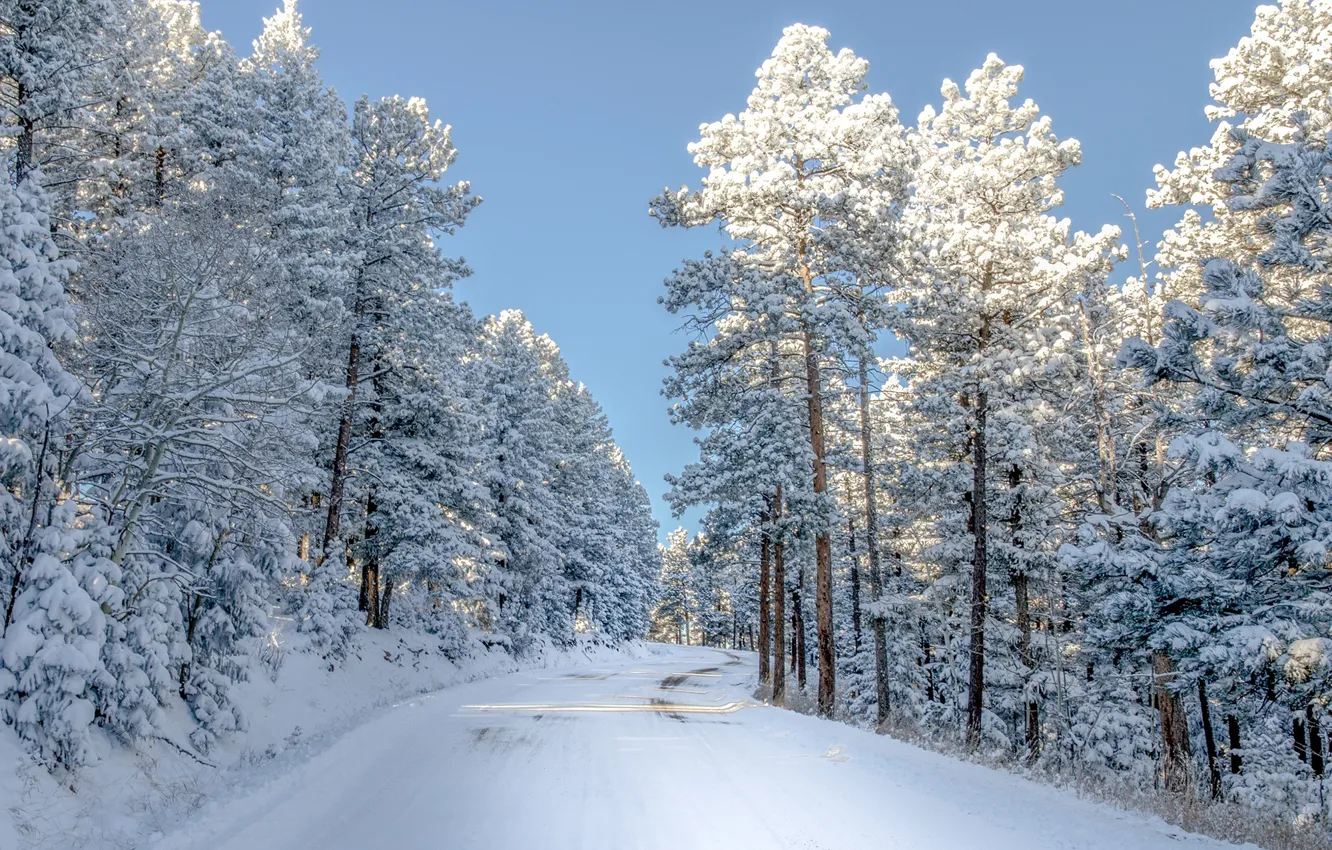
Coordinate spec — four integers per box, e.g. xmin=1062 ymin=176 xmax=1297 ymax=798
xmin=143 ymin=644 xmax=1241 ymax=850
xmin=2 ymin=630 xmax=654 ymax=848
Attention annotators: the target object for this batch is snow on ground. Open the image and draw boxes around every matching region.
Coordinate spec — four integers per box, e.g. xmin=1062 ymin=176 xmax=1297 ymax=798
xmin=145 ymin=643 xmax=1248 ymax=850
xmin=2 ymin=630 xmax=654 ymax=849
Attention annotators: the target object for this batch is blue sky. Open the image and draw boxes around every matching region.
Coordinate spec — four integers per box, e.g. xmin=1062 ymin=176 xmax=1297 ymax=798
xmin=202 ymin=0 xmax=1261 ymax=540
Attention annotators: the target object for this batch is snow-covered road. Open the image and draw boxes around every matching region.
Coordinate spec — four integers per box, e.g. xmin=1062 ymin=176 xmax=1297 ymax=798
xmin=156 ymin=644 xmax=1231 ymax=850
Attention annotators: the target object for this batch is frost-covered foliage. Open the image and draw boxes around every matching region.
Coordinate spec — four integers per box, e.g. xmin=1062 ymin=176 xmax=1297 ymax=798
xmin=0 ymin=0 xmax=659 ymax=773
xmin=652 ymin=5 xmax=1332 ymax=837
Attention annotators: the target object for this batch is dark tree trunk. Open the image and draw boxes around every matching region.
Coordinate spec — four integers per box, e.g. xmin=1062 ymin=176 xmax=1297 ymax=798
xmin=359 ymin=485 xmax=380 ymax=617
xmin=363 ymin=561 xmax=380 ymax=628
xmin=758 ymin=502 xmax=772 ymax=686
xmin=966 ymin=384 xmax=989 ymax=748
xmin=922 ymin=621 xmax=936 ymax=704
xmin=1227 ymin=714 xmax=1242 ymax=775
xmin=1309 ymin=704 xmax=1324 ymax=778
xmin=858 ymin=352 xmax=889 ymax=725
xmin=847 ymin=505 xmax=862 ymax=654
xmin=1154 ymin=650 xmax=1192 ymax=793
xmin=377 ymin=574 xmax=393 ymax=630
xmin=1009 ymin=464 xmax=1037 ymax=760
xmin=15 ymin=81 xmax=33 ymax=187
xmin=800 ymin=323 xmax=836 ymax=716
xmin=772 ymin=487 xmax=786 ymax=706
xmin=794 ymin=567 xmax=807 ymax=691
xmin=1013 ymin=570 xmax=1038 ymax=760
xmin=154 ymin=145 xmax=167 ymax=205
xmin=1198 ymin=678 xmax=1220 ymax=799
xmin=323 ymin=330 xmax=360 ymax=558
xmin=1295 ymin=714 xmax=1309 ymax=764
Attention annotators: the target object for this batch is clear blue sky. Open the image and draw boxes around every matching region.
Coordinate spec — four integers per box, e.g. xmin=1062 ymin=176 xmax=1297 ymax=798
xmin=201 ymin=0 xmax=1261 ymax=540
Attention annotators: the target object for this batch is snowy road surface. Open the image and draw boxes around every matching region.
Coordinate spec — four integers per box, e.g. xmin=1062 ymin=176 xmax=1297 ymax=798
xmin=156 ymin=644 xmax=1231 ymax=850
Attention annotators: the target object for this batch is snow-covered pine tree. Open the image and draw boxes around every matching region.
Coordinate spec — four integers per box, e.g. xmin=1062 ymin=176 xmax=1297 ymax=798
xmin=652 ymin=23 xmax=910 ymax=715
xmin=314 ymin=94 xmax=478 ymax=646
xmin=1119 ymin=123 xmax=1332 ymax=801
xmin=473 ymin=311 xmax=564 ymax=650
xmin=651 ymin=528 xmax=697 ymax=645
xmin=0 ymin=0 xmax=120 ymax=199
xmin=1149 ymin=0 xmax=1332 ymax=309
xmin=895 ymin=54 xmax=1121 ymax=748
xmin=0 ymin=161 xmax=112 ymax=769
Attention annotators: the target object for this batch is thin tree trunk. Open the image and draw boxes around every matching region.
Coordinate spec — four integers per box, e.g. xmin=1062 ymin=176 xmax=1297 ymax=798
xmin=1199 ymin=678 xmax=1220 ymax=799
xmin=1309 ymin=704 xmax=1325 ymax=778
xmin=1013 ymin=570 xmax=1038 ymax=760
xmin=359 ymin=486 xmax=379 ymax=615
xmin=1154 ymin=650 xmax=1192 ymax=793
xmin=364 ymin=560 xmax=380 ymax=628
xmin=377 ymin=574 xmax=392 ymax=630
xmin=791 ymin=583 xmax=800 ymax=674
xmin=846 ymin=493 xmax=862 ymax=655
xmin=1227 ymin=714 xmax=1242 ymax=775
xmin=966 ymin=385 xmax=989 ymax=747
xmin=800 ymin=323 xmax=835 ymax=715
xmin=1009 ymin=463 xmax=1038 ymax=760
xmin=964 ymin=292 xmax=992 ymax=747
xmin=858 ymin=352 xmax=889 ymax=725
xmin=772 ymin=487 xmax=786 ymax=706
xmin=758 ymin=501 xmax=772 ymax=686
xmin=15 ymin=81 xmax=33 ymax=187
xmin=154 ymin=145 xmax=167 ymax=205
xmin=794 ymin=567 xmax=807 ymax=691
xmin=323 ymin=330 xmax=360 ymax=558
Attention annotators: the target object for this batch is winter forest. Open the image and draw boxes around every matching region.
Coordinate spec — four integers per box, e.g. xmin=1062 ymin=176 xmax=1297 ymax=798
xmin=6 ymin=0 xmax=1332 ymax=848
xmin=645 ymin=2 xmax=1332 ymax=842
xmin=0 ymin=0 xmax=660 ymax=775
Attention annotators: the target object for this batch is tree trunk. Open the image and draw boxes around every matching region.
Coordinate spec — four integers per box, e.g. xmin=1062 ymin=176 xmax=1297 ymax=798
xmin=323 ymin=330 xmax=360 ymax=558
xmin=847 ymin=502 xmax=862 ymax=655
xmin=363 ymin=561 xmax=380 ymax=628
xmin=922 ymin=622 xmax=937 ymax=704
xmin=1295 ymin=713 xmax=1309 ymax=764
xmin=1309 ymin=704 xmax=1325 ymax=779
xmin=966 ymin=385 xmax=989 ymax=748
xmin=799 ymin=323 xmax=836 ymax=716
xmin=791 ymin=583 xmax=800 ymax=675
xmin=858 ymin=352 xmax=889 ymax=725
xmin=14 ymin=81 xmax=33 ymax=187
xmin=1199 ymin=678 xmax=1220 ymax=799
xmin=154 ymin=145 xmax=167 ymax=205
xmin=359 ymin=485 xmax=379 ymax=615
xmin=1009 ymin=463 xmax=1038 ymax=761
xmin=1013 ymin=570 xmax=1038 ymax=760
xmin=1153 ymin=650 xmax=1192 ymax=793
xmin=758 ymin=501 xmax=772 ymax=686
xmin=794 ymin=567 xmax=807 ymax=691
xmin=377 ymin=574 xmax=392 ymax=630
xmin=1227 ymin=714 xmax=1242 ymax=775
xmin=772 ymin=487 xmax=786 ymax=706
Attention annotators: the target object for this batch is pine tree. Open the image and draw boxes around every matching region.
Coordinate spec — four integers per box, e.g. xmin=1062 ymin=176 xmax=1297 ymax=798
xmin=653 ymin=24 xmax=909 ymax=715
xmin=895 ymin=54 xmax=1120 ymax=747
xmin=316 ymin=94 xmax=478 ymax=640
